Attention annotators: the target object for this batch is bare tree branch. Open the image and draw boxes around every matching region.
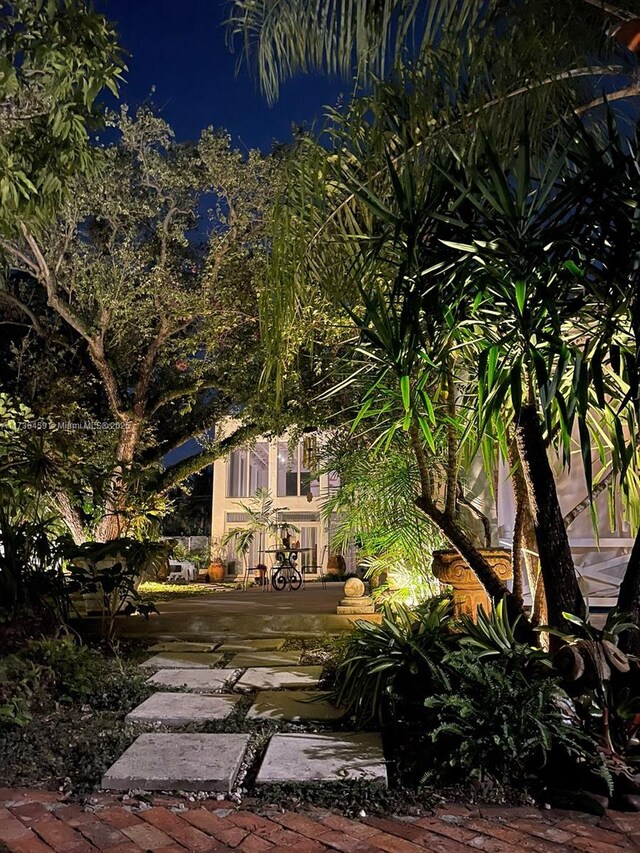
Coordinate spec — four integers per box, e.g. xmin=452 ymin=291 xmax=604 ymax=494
xmin=0 ymin=290 xmax=45 ymax=335
xmin=563 ymin=469 xmax=614 ymax=528
xmin=154 ymin=422 xmax=261 ymax=492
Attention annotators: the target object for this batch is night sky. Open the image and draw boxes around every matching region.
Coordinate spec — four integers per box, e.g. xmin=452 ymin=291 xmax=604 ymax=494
xmin=96 ymin=0 xmax=343 ymax=150
xmin=93 ymin=0 xmax=344 ymax=467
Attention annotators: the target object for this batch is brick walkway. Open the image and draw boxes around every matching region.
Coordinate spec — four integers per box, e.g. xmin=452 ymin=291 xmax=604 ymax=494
xmin=0 ymin=790 xmax=638 ymax=853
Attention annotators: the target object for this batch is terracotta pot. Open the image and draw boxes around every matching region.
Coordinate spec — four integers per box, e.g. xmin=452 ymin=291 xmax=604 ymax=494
xmin=613 ymin=19 xmax=640 ymax=54
xmin=208 ymin=560 xmax=226 ymax=582
xmin=432 ymin=548 xmax=512 ymax=622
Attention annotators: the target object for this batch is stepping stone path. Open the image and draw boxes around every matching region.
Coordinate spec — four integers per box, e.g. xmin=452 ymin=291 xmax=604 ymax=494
xmin=224 ymin=650 xmax=302 ymax=667
xmin=216 ymin=638 xmax=286 ymax=652
xmin=140 ymin=652 xmax=223 ymax=669
xmin=256 ymin=732 xmax=387 ymax=785
xmin=247 ymin=690 xmax=345 ymax=721
xmin=102 ymin=733 xmax=250 ymax=791
xmin=102 ymin=639 xmax=384 ymax=794
xmin=146 ymin=668 xmax=238 ymax=692
xmin=148 ymin=641 xmax=218 ymax=652
xmin=235 ymin=665 xmax=323 ymax=692
xmin=126 ymin=692 xmax=241 ymax=725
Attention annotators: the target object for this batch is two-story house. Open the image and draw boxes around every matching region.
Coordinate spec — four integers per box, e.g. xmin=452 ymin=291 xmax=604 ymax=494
xmin=210 ymin=423 xmax=342 ymax=579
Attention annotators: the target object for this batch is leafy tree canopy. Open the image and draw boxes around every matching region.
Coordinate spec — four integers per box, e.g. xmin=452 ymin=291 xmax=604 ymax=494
xmin=0 ymin=0 xmax=125 ymax=233
xmin=0 ymin=108 xmax=293 ymax=541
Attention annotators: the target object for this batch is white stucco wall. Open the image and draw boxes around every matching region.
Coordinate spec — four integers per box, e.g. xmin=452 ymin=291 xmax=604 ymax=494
xmin=210 ymin=421 xmax=336 ymax=577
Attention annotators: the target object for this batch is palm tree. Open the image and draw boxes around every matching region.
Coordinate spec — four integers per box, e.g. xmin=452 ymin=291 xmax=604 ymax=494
xmin=222 ymin=488 xmax=299 ymax=589
xmin=321 ymin=435 xmax=445 ymax=605
xmin=227 ymin=0 xmax=639 ymax=107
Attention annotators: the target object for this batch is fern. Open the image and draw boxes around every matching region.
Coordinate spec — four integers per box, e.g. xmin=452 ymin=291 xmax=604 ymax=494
xmin=421 ymin=650 xmax=609 ymax=792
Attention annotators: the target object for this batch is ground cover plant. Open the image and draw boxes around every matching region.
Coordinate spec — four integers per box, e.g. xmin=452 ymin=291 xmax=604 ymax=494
xmin=0 ymin=636 xmax=152 ymax=793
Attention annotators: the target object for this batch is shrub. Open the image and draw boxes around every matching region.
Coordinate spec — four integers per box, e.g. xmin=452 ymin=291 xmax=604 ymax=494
xmin=333 ymin=597 xmax=454 ymax=725
xmin=25 ymin=637 xmax=104 ymax=704
xmin=9 ymin=637 xmax=152 ymax=713
xmin=0 ymin=655 xmax=43 ymax=730
xmin=421 ymin=650 xmax=607 ymax=791
xmin=457 ymin=598 xmax=553 ymax=672
xmin=61 ymin=537 xmax=160 ymax=645
xmin=89 ymin=657 xmax=152 ymax=713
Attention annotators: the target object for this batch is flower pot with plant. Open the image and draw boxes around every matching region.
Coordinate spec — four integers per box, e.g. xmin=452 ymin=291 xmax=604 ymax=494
xmin=207 ymin=537 xmax=227 ymax=582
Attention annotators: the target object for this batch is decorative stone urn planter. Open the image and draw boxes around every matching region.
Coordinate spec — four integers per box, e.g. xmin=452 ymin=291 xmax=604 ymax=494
xmin=432 ymin=548 xmax=512 ymax=621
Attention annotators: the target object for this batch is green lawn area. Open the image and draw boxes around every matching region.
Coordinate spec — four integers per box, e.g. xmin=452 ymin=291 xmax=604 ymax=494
xmin=138 ymin=581 xmax=238 ymax=602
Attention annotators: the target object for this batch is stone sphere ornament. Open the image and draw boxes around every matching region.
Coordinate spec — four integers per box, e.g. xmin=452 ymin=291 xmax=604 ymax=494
xmin=343 ymin=577 xmax=365 ymax=598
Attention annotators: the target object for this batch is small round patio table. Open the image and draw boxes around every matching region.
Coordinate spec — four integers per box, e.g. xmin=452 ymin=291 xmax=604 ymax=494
xmin=264 ymin=547 xmax=312 ymax=591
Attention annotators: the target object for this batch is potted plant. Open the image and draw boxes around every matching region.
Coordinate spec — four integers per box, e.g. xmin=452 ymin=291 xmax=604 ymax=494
xmin=223 ymin=488 xmax=299 ymax=590
xmin=61 ymin=537 xmax=162 ymax=646
xmin=207 ymin=537 xmax=227 ymax=582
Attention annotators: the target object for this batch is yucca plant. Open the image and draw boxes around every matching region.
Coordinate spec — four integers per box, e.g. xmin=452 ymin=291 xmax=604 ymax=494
xmin=457 ymin=597 xmax=553 ymax=670
xmin=332 ymin=597 xmax=454 ymax=725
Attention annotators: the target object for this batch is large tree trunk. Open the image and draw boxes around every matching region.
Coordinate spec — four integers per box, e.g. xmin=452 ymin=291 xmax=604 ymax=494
xmin=617 ymin=529 xmax=640 ymax=656
xmin=94 ymin=419 xmax=141 ymax=542
xmin=514 ymin=404 xmax=585 ymax=627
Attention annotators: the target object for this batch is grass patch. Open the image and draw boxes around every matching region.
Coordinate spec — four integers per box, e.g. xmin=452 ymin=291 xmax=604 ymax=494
xmin=138 ymin=581 xmax=237 ymax=602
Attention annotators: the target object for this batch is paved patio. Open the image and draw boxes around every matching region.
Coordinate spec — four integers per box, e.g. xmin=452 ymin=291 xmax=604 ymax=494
xmin=1 ymin=789 xmax=638 ymax=853
xmin=114 ymin=585 xmax=381 ymax=639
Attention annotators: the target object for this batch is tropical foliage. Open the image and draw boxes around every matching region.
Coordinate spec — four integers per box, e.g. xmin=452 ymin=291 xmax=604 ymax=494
xmin=422 ymin=650 xmax=609 ymax=794
xmin=333 ymin=600 xmax=638 ymax=805
xmin=228 ymin=0 xmax=638 ymax=111
xmin=322 ymin=436 xmax=444 ymax=605
xmin=0 ymin=393 xmax=73 ymax=621
xmin=0 ymin=108 xmax=277 ymax=542
xmin=230 ymin=0 xmax=640 ymax=637
xmin=333 ymin=596 xmax=454 ymax=725
xmin=0 ymin=0 xmax=125 ymax=231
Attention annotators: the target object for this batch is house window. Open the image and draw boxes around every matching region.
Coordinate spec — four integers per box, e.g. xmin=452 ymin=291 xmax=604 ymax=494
xmin=225 ymin=528 xmax=263 ymax=570
xmin=277 ymin=441 xmax=320 ymax=497
xmin=227 ymin=442 xmax=269 ymax=498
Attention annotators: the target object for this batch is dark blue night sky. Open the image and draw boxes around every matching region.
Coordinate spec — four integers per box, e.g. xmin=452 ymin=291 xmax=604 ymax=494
xmin=92 ymin=1 xmax=344 ymax=467
xmin=95 ymin=0 xmax=343 ymax=150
